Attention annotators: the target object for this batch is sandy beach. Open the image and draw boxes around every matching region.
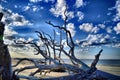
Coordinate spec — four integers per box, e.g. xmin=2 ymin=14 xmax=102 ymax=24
xmin=97 ymin=65 xmax=120 ymax=76
xmin=12 ymin=59 xmax=120 ymax=79
xmin=12 ymin=59 xmax=69 ymax=79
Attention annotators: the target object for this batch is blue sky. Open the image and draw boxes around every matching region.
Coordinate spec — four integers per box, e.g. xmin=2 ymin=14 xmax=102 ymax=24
xmin=0 ymin=0 xmax=120 ymax=59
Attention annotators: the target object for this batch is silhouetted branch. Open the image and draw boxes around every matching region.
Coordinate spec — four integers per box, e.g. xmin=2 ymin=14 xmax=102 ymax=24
xmin=90 ymin=49 xmax=103 ymax=69
xmin=12 ymin=58 xmax=45 ymax=67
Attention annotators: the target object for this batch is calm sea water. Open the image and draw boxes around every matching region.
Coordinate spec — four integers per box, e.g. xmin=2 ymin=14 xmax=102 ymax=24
xmin=15 ymin=58 xmax=120 ymax=66
xmin=63 ymin=59 xmax=120 ymax=66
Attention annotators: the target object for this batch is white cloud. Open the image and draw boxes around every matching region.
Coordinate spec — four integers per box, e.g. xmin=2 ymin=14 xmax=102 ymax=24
xmin=107 ymin=12 xmax=111 ymax=16
xmin=56 ymin=31 xmax=60 ymax=35
xmin=75 ymin=0 xmax=83 ymax=8
xmin=17 ymin=37 xmax=26 ymax=42
xmin=114 ymin=43 xmax=120 ymax=47
xmin=36 ymin=40 xmax=44 ymax=46
xmin=50 ymin=0 xmax=66 ymax=20
xmin=4 ymin=39 xmax=15 ymax=45
xmin=9 ymin=13 xmax=32 ymax=26
xmin=44 ymin=0 xmax=55 ymax=3
xmin=106 ymin=27 xmax=112 ymax=33
xmin=79 ymin=23 xmax=93 ymax=32
xmin=113 ymin=0 xmax=120 ymax=21
xmin=16 ymin=37 xmax=34 ymax=43
xmin=4 ymin=26 xmax=18 ymax=36
xmin=23 ymin=6 xmax=30 ymax=11
xmin=0 ymin=6 xmax=32 ymax=26
xmin=98 ymin=24 xmax=105 ymax=29
xmin=114 ymin=22 xmax=120 ymax=34
xmin=67 ymin=23 xmax=76 ymax=37
xmin=14 ymin=5 xmax=22 ymax=9
xmin=75 ymin=40 xmax=80 ymax=44
xmin=61 ymin=39 xmax=67 ymax=48
xmin=28 ymin=37 xmax=34 ymax=42
xmin=14 ymin=5 xmax=18 ymax=8
xmin=23 ymin=4 xmax=40 ymax=12
xmin=76 ymin=11 xmax=84 ymax=21
xmin=1 ymin=0 xmax=7 ymax=3
xmin=50 ymin=0 xmax=76 ymax=20
xmin=4 ymin=25 xmax=18 ymax=45
xmin=29 ymin=0 xmax=55 ymax=3
xmin=91 ymin=26 xmax=99 ymax=33
xmin=66 ymin=11 xmax=74 ymax=20
xmin=0 ymin=5 xmax=32 ymax=45
xmin=32 ymin=6 xmax=40 ymax=12
xmin=9 ymin=37 xmax=42 ymax=58
xmin=83 ymin=34 xmax=98 ymax=46
xmin=29 ymin=0 xmax=42 ymax=3
xmin=105 ymin=34 xmax=110 ymax=39
xmin=40 ymin=6 xmax=44 ymax=10
xmin=100 ymin=34 xmax=110 ymax=43
xmin=86 ymin=34 xmax=102 ymax=43
xmin=78 ymin=34 xmax=112 ymax=47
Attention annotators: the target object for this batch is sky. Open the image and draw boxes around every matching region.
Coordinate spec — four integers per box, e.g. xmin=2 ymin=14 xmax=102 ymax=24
xmin=0 ymin=0 xmax=120 ymax=59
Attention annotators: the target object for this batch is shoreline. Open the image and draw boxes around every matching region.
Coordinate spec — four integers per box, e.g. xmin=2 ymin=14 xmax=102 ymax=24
xmin=12 ymin=58 xmax=120 ymax=77
xmin=96 ymin=65 xmax=120 ymax=76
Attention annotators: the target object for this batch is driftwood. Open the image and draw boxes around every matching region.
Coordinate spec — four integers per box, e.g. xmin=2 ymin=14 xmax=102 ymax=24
xmin=12 ymin=7 xmax=104 ymax=80
xmin=13 ymin=50 xmax=102 ymax=80
xmin=91 ymin=49 xmax=103 ymax=69
xmin=0 ymin=9 xmax=104 ymax=80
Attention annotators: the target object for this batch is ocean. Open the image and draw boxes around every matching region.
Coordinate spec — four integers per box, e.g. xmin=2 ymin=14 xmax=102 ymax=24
xmin=63 ymin=59 xmax=120 ymax=66
xmin=81 ymin=59 xmax=120 ymax=66
xmin=14 ymin=58 xmax=120 ymax=66
xmin=63 ymin=59 xmax=120 ymax=76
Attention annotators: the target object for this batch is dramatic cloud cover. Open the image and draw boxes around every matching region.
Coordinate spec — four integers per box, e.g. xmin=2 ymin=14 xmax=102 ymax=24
xmin=0 ymin=0 xmax=120 ymax=59
xmin=0 ymin=5 xmax=32 ymax=45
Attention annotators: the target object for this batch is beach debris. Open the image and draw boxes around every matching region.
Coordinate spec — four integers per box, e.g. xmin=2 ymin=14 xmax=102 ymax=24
xmin=12 ymin=8 xmax=108 ymax=80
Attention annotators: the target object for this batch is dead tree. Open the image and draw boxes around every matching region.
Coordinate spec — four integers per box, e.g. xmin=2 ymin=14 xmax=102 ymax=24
xmin=13 ymin=7 xmax=104 ymax=80
xmin=0 ymin=13 xmax=12 ymax=80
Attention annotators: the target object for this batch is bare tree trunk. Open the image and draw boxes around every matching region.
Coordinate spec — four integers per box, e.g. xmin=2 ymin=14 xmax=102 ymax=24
xmin=90 ymin=49 xmax=103 ymax=69
xmin=0 ymin=13 xmax=12 ymax=80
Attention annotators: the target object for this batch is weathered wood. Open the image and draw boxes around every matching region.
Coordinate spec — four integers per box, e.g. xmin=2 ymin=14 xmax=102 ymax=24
xmin=13 ymin=6 xmax=104 ymax=80
xmin=12 ymin=58 xmax=45 ymax=67
xmin=0 ymin=13 xmax=12 ymax=80
xmin=18 ymin=75 xmax=40 ymax=80
xmin=90 ymin=49 xmax=103 ymax=69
